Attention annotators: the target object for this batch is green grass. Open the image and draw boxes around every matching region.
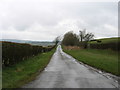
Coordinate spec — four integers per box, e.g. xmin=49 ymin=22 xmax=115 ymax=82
xmin=63 ymin=47 xmax=119 ymax=76
xmin=89 ymin=37 xmax=120 ymax=44
xmin=2 ymin=48 xmax=55 ymax=88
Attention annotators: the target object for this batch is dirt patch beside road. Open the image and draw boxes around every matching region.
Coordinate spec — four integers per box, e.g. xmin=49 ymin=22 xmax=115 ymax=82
xmin=64 ymin=46 xmax=81 ymax=50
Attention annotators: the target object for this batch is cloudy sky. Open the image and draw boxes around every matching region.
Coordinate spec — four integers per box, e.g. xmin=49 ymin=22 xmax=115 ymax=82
xmin=0 ymin=0 xmax=118 ymax=41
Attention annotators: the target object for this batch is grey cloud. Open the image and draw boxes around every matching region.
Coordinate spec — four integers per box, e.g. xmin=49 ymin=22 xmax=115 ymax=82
xmin=0 ymin=1 xmax=118 ymax=40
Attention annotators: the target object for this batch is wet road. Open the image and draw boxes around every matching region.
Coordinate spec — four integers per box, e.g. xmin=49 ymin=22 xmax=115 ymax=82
xmin=23 ymin=45 xmax=118 ymax=88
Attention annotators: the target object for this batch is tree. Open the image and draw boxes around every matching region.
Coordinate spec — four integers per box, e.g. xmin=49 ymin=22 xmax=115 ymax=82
xmin=79 ymin=29 xmax=94 ymax=42
xmin=79 ymin=29 xmax=94 ymax=48
xmin=54 ymin=36 xmax=61 ymax=45
xmin=79 ymin=29 xmax=86 ymax=42
xmin=62 ymin=31 xmax=79 ymax=46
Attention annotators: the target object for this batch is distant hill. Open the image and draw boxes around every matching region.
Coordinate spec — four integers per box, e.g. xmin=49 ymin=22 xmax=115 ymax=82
xmin=1 ymin=39 xmax=55 ymax=46
xmin=89 ymin=37 xmax=120 ymax=44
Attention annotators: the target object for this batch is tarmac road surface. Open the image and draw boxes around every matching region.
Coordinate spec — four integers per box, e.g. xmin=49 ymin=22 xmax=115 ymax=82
xmin=23 ymin=45 xmax=119 ymax=88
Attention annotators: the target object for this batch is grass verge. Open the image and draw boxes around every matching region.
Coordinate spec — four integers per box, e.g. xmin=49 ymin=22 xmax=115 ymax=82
xmin=2 ymin=48 xmax=55 ymax=88
xmin=63 ymin=47 xmax=119 ymax=76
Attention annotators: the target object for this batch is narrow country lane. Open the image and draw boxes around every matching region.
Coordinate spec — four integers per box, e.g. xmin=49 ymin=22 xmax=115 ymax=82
xmin=23 ymin=45 xmax=118 ymax=88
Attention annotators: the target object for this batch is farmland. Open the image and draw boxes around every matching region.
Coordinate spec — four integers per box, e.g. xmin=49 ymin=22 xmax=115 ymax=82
xmin=1 ymin=39 xmax=55 ymax=46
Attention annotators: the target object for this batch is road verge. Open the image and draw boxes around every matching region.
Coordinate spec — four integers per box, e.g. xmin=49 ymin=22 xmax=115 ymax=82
xmin=2 ymin=48 xmax=56 ymax=88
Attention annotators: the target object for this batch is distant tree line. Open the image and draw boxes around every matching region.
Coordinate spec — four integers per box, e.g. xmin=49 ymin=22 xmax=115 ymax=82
xmin=2 ymin=41 xmax=55 ymax=67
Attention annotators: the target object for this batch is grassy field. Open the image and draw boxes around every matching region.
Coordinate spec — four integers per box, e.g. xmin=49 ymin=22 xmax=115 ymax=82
xmin=87 ymin=37 xmax=120 ymax=51
xmin=63 ymin=47 xmax=119 ymax=76
xmin=89 ymin=37 xmax=120 ymax=44
xmin=2 ymin=48 xmax=55 ymax=88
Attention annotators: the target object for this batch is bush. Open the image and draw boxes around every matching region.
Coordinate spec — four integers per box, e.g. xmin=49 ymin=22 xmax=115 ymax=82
xmin=79 ymin=42 xmax=87 ymax=49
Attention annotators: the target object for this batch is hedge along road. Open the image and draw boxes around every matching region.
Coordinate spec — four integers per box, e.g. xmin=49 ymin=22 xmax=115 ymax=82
xmin=23 ymin=45 xmax=118 ymax=88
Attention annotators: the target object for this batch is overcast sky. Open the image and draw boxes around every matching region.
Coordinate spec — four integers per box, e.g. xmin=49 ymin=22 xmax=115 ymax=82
xmin=0 ymin=0 xmax=118 ymax=41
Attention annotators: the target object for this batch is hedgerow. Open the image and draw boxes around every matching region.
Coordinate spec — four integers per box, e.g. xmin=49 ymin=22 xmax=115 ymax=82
xmin=2 ymin=41 xmax=55 ymax=66
xmin=88 ymin=41 xmax=120 ymax=51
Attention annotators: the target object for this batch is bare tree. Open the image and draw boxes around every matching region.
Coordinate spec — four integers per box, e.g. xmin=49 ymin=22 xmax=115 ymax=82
xmin=54 ymin=36 xmax=61 ymax=45
xmin=79 ymin=29 xmax=86 ymax=42
xmin=84 ymin=33 xmax=94 ymax=41
xmin=79 ymin=29 xmax=94 ymax=48
xmin=79 ymin=29 xmax=94 ymax=42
